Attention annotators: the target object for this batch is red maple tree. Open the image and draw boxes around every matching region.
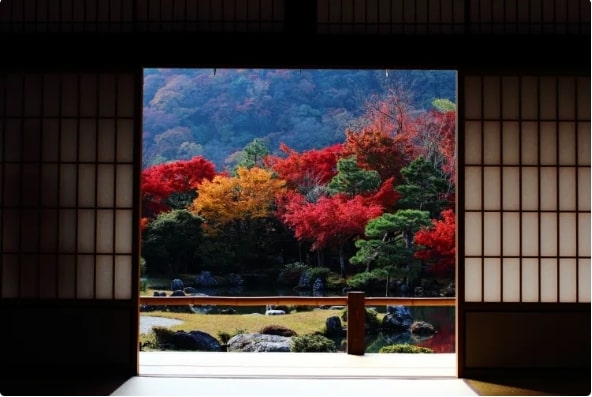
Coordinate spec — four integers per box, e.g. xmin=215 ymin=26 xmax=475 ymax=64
xmin=279 ymin=192 xmax=384 ymax=277
xmin=141 ymin=156 xmax=216 ymax=219
xmin=413 ymin=208 xmax=456 ymax=277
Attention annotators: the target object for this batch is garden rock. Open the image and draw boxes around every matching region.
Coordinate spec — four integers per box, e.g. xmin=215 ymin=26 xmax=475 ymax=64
xmin=382 ymin=305 xmax=414 ymax=331
xmin=171 ymin=330 xmax=222 ymax=351
xmin=324 ymin=316 xmax=345 ymax=337
xmin=227 ymin=333 xmax=292 ymax=352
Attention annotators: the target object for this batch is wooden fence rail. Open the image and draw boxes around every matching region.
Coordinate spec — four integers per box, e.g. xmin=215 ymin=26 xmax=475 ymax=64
xmin=139 ymin=292 xmax=455 ymax=355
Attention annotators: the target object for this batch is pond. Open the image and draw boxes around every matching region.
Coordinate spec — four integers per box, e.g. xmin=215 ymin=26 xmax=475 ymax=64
xmin=145 ymin=283 xmax=455 ymax=354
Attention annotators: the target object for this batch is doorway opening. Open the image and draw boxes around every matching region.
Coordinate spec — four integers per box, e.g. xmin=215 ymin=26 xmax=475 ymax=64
xmin=138 ymin=68 xmax=457 ymax=374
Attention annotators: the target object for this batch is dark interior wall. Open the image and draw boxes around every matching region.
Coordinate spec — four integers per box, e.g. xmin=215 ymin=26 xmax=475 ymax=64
xmin=0 ymin=0 xmax=590 ymax=385
xmin=0 ymin=305 xmax=134 ymax=377
xmin=464 ymin=309 xmax=591 ymax=374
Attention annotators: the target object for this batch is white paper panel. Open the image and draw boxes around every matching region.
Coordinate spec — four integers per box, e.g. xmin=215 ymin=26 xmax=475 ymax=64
xmin=540 ymin=213 xmax=558 ymax=257
xmin=24 ymin=75 xmax=43 ymax=117
xmin=42 ymin=119 xmax=60 ymax=162
xmin=60 ymin=119 xmax=78 ymax=162
xmin=465 ymin=122 xmax=482 ymax=164
xmin=521 ymin=77 xmax=538 ymax=120
xmin=540 ymin=258 xmax=558 ymax=302
xmin=20 ymin=210 xmax=39 ymax=252
xmin=80 ymin=74 xmax=98 ymax=117
xmin=59 ymin=164 xmax=77 ymax=207
xmin=99 ymin=74 xmax=116 ymax=118
xmin=559 ymin=167 xmax=576 ymax=211
xmin=96 ymin=210 xmax=114 ymax=253
xmin=483 ymin=167 xmax=500 ymax=210
xmin=41 ymin=163 xmax=59 ymax=207
xmin=465 ymin=212 xmax=482 ymax=256
xmin=540 ymin=122 xmax=557 ymax=165
xmin=98 ymin=119 xmax=115 ymax=162
xmin=559 ymin=259 xmax=577 ymax=303
xmin=577 ymin=167 xmax=591 ymax=211
xmin=2 ymin=209 xmax=19 ymax=251
xmin=19 ymin=255 xmax=38 ymax=298
xmin=520 ymin=122 xmax=539 ymax=165
xmin=483 ymin=212 xmax=501 ymax=256
xmin=464 ymin=76 xmax=482 ymax=119
xmin=502 ymin=167 xmax=520 ymax=210
xmin=61 ymin=74 xmax=78 ymax=118
xmin=464 ymin=167 xmax=482 ymax=210
xmin=78 ymin=164 xmax=96 ymax=207
xmin=502 ymin=122 xmax=519 ymax=164
xmin=578 ymin=213 xmax=590 ymax=257
xmin=114 ymin=255 xmax=133 ymax=299
xmin=577 ymin=122 xmax=591 ymax=166
xmin=559 ymin=212 xmax=577 ymax=257
xmin=41 ymin=74 xmax=58 ymax=116
xmin=539 ymin=76 xmax=557 ymax=120
xmin=502 ymin=258 xmax=520 ymax=302
xmin=558 ymin=122 xmax=576 ymax=165
xmin=77 ymin=209 xmax=95 ymax=253
xmin=502 ymin=77 xmax=519 ymax=119
xmin=117 ymin=120 xmax=135 ymax=162
xmin=521 ymin=213 xmax=539 ymax=256
xmin=39 ymin=209 xmax=58 ymax=252
xmin=95 ymin=255 xmax=114 ymax=299
xmin=540 ymin=167 xmax=557 ymax=211
xmin=521 ymin=258 xmax=539 ymax=302
xmin=483 ymin=77 xmax=500 ymax=120
xmin=79 ymin=119 xmax=97 ymax=162
xmin=39 ymin=254 xmax=58 ymax=298
xmin=117 ymin=74 xmax=135 ymax=118
xmin=577 ymin=77 xmax=591 ymax=120
xmin=1 ymin=255 xmax=19 ymax=298
xmin=116 ymin=165 xmax=134 ymax=207
xmin=58 ymin=209 xmax=76 ymax=253
xmin=4 ymin=120 xmax=21 ymax=162
xmin=521 ymin=167 xmax=539 ymax=210
xmin=115 ymin=210 xmax=133 ymax=253
xmin=483 ymin=258 xmax=501 ymax=302
xmin=76 ymin=254 xmax=95 ymax=299
xmin=483 ymin=122 xmax=500 ymax=165
xmin=2 ymin=164 xmax=20 ymax=206
xmin=97 ymin=164 xmax=114 ymax=207
xmin=578 ymin=259 xmax=591 ymax=303
xmin=502 ymin=212 xmax=520 ymax=256
xmin=464 ymin=258 xmax=482 ymax=302
xmin=58 ymin=254 xmax=76 ymax=299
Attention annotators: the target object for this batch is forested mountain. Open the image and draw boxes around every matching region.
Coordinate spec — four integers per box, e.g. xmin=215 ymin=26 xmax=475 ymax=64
xmin=143 ymin=68 xmax=456 ymax=171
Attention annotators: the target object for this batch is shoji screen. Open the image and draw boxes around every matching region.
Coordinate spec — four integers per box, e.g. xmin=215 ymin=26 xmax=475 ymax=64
xmin=462 ymin=75 xmax=590 ymax=304
xmin=0 ymin=72 xmax=138 ymax=301
xmin=316 ymin=0 xmax=465 ymax=34
xmin=0 ymin=0 xmax=285 ymax=33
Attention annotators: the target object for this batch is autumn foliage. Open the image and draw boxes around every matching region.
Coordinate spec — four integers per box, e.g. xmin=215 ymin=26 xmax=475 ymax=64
xmin=141 ymin=156 xmax=216 ymax=218
xmin=413 ymin=209 xmax=456 ymax=277
xmin=191 ymin=167 xmax=286 ymax=233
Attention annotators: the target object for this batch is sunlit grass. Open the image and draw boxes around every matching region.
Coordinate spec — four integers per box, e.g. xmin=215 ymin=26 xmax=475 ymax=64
xmin=140 ymin=308 xmax=346 ymax=339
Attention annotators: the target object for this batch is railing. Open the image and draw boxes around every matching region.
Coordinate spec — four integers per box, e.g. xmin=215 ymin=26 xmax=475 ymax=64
xmin=139 ymin=292 xmax=455 ymax=355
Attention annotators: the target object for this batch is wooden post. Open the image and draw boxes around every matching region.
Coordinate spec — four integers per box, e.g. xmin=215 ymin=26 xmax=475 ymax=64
xmin=346 ymin=291 xmax=365 ymax=355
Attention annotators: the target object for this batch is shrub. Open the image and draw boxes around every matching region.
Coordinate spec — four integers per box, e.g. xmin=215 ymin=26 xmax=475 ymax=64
xmin=258 ymin=324 xmax=298 ymax=337
xmin=290 ymin=333 xmax=337 ymax=352
xmin=149 ymin=326 xmax=175 ymax=349
xmin=379 ymin=344 xmax=434 ymax=353
xmin=345 ymin=270 xmax=385 ymax=291
xmin=276 ymin=262 xmax=308 ymax=286
xmin=217 ymin=328 xmax=247 ymax=344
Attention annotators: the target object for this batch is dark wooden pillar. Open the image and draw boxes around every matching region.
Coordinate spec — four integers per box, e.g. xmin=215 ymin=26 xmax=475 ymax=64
xmin=346 ymin=291 xmax=365 ymax=355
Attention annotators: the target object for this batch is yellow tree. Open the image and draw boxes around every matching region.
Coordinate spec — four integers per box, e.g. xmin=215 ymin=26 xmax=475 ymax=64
xmin=191 ymin=167 xmax=286 ymax=234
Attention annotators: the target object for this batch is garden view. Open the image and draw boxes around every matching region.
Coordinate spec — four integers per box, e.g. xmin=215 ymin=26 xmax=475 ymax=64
xmin=140 ymin=68 xmax=457 ymax=353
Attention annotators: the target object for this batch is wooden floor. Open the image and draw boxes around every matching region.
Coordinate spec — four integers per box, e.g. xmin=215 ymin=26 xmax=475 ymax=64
xmin=0 ymin=353 xmax=589 ymax=396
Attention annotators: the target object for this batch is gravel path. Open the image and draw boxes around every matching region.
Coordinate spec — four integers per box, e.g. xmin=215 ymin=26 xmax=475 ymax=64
xmin=140 ymin=315 xmax=185 ymax=335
